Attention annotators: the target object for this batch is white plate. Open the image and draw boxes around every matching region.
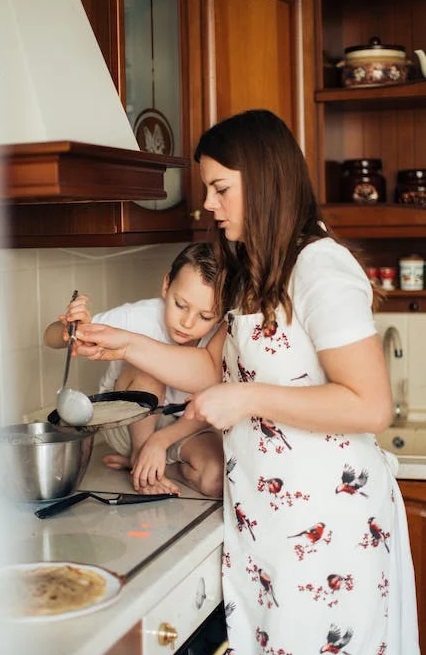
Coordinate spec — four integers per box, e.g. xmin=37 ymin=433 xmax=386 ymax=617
xmin=0 ymin=561 xmax=122 ymax=622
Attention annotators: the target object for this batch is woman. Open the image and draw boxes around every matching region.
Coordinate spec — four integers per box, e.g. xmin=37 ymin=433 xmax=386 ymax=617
xmin=75 ymin=110 xmax=419 ymax=654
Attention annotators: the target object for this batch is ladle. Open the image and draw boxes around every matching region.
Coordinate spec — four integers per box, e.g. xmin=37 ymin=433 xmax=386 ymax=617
xmin=56 ymin=290 xmax=94 ymax=427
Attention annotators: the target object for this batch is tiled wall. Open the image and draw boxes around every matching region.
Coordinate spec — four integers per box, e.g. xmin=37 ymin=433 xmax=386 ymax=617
xmin=0 ymin=245 xmax=425 ymax=425
xmin=0 ymin=243 xmax=186 ymax=424
xmin=374 ymin=313 xmax=426 ymax=421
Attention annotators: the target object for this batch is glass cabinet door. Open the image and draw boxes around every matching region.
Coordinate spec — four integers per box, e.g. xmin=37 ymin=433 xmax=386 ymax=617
xmin=124 ymin=0 xmax=182 ymax=210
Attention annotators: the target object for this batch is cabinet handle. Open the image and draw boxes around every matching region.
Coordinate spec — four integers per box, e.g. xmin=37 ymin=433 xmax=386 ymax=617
xmin=195 ymin=577 xmax=206 ymax=609
xmin=157 ymin=622 xmax=178 ymax=648
xmin=190 ymin=209 xmax=201 ymax=221
xmin=409 ymin=301 xmax=420 ymax=312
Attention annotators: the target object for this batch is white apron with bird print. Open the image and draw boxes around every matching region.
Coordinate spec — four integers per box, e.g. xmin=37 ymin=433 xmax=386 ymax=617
xmin=221 ymin=239 xmax=419 ymax=655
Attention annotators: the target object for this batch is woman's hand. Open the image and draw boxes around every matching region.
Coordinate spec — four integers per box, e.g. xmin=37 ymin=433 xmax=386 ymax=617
xmin=184 ymin=383 xmax=250 ymax=430
xmin=74 ymin=323 xmax=131 ymax=360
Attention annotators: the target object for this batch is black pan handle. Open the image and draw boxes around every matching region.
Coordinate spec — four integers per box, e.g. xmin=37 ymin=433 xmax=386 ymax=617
xmin=35 ymin=491 xmax=90 ymax=519
xmin=112 ymin=493 xmax=179 ymax=505
xmin=161 ymin=402 xmax=188 ymax=416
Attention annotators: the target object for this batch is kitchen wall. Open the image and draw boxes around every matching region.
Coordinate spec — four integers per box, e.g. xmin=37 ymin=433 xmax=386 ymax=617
xmin=0 ymin=243 xmax=185 ymax=424
xmin=374 ymin=312 xmax=426 ymax=421
xmin=0 ymin=245 xmax=425 ymax=425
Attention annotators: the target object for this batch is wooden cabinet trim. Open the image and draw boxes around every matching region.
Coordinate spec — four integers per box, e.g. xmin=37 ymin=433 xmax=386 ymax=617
xmin=3 ymin=141 xmax=187 ymax=204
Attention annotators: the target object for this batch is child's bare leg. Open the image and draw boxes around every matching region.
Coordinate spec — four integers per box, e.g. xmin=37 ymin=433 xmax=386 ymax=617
xmin=102 ymin=364 xmax=181 ymax=495
xmin=169 ymin=430 xmax=224 ymax=497
xmin=102 ymin=364 xmax=163 ymax=470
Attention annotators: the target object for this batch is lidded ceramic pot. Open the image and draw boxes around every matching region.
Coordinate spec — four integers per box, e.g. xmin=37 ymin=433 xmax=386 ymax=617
xmin=338 ymin=36 xmax=408 ymax=88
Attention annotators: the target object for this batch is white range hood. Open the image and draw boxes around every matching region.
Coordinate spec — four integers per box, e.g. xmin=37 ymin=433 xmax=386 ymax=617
xmin=0 ymin=0 xmax=138 ymax=150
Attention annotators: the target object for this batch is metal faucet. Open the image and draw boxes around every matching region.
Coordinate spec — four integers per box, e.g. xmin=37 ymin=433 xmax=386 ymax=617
xmin=382 ymin=326 xmax=407 ymax=423
xmin=383 ymin=326 xmax=403 ymax=364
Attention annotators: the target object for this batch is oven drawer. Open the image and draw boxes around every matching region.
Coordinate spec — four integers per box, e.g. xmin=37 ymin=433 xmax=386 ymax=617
xmin=142 ymin=545 xmax=223 ymax=654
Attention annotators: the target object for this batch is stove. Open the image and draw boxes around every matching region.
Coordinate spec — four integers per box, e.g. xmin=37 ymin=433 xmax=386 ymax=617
xmin=5 ymin=440 xmax=222 ymax=581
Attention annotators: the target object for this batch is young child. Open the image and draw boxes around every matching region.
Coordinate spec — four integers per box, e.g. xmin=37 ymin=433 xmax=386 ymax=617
xmin=44 ymin=242 xmax=224 ymax=498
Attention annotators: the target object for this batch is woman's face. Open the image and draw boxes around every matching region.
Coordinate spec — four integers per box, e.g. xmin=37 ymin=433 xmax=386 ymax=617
xmin=200 ymin=155 xmax=244 ymax=242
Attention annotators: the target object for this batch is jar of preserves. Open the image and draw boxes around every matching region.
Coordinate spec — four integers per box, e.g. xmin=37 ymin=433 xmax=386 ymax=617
xmin=399 ymin=255 xmax=424 ymax=291
xmin=340 ymin=159 xmax=386 ymax=204
xmin=395 ymin=169 xmax=426 ymax=207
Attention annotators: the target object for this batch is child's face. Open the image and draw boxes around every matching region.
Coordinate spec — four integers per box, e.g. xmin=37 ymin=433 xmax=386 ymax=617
xmin=161 ymin=263 xmax=219 ymax=346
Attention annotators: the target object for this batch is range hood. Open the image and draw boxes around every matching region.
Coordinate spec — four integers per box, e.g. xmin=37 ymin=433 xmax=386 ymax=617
xmin=0 ymin=0 xmax=185 ymax=204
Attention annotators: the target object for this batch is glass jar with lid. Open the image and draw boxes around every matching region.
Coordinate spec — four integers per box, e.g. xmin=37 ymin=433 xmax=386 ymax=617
xmin=340 ymin=159 xmax=386 ymax=204
xmin=395 ymin=169 xmax=426 ymax=207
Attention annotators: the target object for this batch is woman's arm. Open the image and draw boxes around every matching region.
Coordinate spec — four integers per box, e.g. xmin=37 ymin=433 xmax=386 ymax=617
xmin=186 ymin=334 xmax=393 ymax=435
xmin=75 ymin=321 xmax=226 ymax=393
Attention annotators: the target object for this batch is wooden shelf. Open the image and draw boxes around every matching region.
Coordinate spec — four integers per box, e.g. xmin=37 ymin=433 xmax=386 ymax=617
xmin=1 ymin=141 xmax=188 ymax=204
xmin=323 ymin=204 xmax=426 ymax=238
xmin=385 ymin=290 xmax=426 ymax=298
xmin=315 ymin=80 xmax=426 ymax=110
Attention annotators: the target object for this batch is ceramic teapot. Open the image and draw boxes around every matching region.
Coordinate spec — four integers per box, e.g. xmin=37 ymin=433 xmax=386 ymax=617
xmin=414 ymin=50 xmax=426 ymax=78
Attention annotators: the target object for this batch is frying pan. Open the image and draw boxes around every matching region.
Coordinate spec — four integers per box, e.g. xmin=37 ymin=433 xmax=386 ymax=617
xmin=1 ymin=500 xmax=222 ymax=621
xmin=48 ymin=390 xmax=188 ymax=433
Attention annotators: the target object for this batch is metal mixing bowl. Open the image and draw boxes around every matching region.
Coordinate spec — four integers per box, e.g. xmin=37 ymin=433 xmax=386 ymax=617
xmin=0 ymin=422 xmax=94 ymax=501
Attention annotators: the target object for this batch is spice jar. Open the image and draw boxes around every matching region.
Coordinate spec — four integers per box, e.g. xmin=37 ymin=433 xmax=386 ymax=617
xmin=340 ymin=159 xmax=386 ymax=204
xmin=379 ymin=267 xmax=397 ymax=291
xmin=399 ymin=255 xmax=424 ymax=290
xmin=395 ymin=169 xmax=426 ymax=207
xmin=366 ymin=267 xmax=380 ymax=286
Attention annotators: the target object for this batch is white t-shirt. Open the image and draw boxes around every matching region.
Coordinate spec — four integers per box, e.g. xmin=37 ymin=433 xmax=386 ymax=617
xmin=290 ymin=237 xmax=376 ymax=351
xmin=93 ymin=297 xmax=216 ymax=406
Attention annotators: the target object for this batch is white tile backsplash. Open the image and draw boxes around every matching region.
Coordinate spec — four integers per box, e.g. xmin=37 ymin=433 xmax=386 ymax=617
xmin=374 ymin=311 xmax=426 ymax=419
xmin=0 ymin=244 xmax=426 ymax=425
xmin=0 ymin=243 xmax=188 ymax=423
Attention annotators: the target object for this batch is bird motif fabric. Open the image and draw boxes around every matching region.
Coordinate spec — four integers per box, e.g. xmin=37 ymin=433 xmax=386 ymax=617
xmin=220 ymin=298 xmax=419 ymax=654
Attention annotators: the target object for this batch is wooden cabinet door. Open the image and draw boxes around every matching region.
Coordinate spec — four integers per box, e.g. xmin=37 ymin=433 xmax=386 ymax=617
xmin=190 ymin=0 xmax=299 ymax=237
xmin=214 ymin=0 xmax=296 ymax=126
xmin=399 ymin=480 xmax=426 ymax=654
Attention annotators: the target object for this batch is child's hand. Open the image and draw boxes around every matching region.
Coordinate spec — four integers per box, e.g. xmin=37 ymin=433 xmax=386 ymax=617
xmin=65 ymin=293 xmax=92 ymax=325
xmin=59 ymin=294 xmax=92 ymax=342
xmin=130 ymin=439 xmax=168 ymax=491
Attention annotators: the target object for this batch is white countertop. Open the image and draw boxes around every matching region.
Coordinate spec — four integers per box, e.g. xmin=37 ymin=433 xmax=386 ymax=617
xmin=0 ymin=440 xmax=224 ymax=655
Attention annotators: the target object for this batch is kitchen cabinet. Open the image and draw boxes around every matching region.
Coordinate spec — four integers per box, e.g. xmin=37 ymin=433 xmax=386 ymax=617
xmin=5 ymin=0 xmax=299 ymax=247
xmin=301 ymin=0 xmax=426 ymax=312
xmin=398 ymin=479 xmax=426 ymax=655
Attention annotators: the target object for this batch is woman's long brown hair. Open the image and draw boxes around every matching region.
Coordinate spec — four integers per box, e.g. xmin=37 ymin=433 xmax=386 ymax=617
xmin=195 ymin=109 xmax=382 ymax=329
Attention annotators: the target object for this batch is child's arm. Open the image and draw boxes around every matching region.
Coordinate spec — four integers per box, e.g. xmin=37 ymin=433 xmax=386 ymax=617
xmin=44 ymin=293 xmax=92 ymax=348
xmin=44 ymin=320 xmax=67 ymax=348
xmin=130 ymin=415 xmax=210 ymax=491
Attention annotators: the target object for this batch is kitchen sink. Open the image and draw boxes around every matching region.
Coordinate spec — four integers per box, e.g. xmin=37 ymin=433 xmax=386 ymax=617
xmin=376 ymin=422 xmax=426 ymax=480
